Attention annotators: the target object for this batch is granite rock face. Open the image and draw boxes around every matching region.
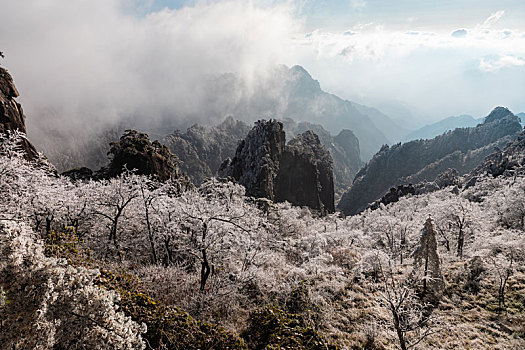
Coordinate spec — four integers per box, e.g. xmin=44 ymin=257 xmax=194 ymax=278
xmin=282 ymin=119 xmax=362 ymax=199
xmin=276 ymin=131 xmax=335 ymax=213
xmin=220 ymin=120 xmax=286 ymax=201
xmin=220 ymin=120 xmax=335 ymax=213
xmin=338 ymin=107 xmax=523 ymax=215
xmin=0 ymin=66 xmax=37 ymax=159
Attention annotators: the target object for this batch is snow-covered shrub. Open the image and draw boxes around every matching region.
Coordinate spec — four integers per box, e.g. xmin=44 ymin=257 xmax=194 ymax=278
xmin=0 ymin=221 xmax=146 ymax=349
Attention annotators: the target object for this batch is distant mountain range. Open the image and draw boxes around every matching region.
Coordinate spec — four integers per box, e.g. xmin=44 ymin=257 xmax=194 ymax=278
xmin=403 ymin=114 xmax=480 ymax=142
xmin=338 ymin=107 xmax=523 ymax=215
xmin=404 ymin=111 xmax=525 ymax=143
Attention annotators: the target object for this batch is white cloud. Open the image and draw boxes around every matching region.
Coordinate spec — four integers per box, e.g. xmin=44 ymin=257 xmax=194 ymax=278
xmin=481 ymin=10 xmax=505 ymax=28
xmin=0 ymin=0 xmax=300 ymax=132
xmin=479 ymin=55 xmax=525 ymax=72
xmin=0 ymin=1 xmax=524 ymax=133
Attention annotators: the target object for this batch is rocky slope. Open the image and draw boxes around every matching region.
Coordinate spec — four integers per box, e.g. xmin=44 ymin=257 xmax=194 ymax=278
xmin=162 ymin=116 xmax=251 ymax=185
xmin=338 ymin=107 xmax=523 ymax=215
xmin=0 ymin=66 xmax=37 ymax=159
xmin=219 ymin=120 xmax=335 ymax=213
xmin=467 ymin=129 xmax=525 ymax=182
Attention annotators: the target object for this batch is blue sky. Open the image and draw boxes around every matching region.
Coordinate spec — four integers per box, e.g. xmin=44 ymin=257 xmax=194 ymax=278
xmin=145 ymin=0 xmax=525 ymax=30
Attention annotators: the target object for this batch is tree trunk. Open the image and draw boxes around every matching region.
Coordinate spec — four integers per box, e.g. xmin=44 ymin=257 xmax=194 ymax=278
xmin=392 ymin=307 xmax=408 ymax=350
xmin=200 ymin=249 xmax=211 ymax=292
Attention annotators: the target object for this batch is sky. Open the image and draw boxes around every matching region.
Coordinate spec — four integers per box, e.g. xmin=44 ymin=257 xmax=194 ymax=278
xmin=0 ymin=0 xmax=524 ymax=132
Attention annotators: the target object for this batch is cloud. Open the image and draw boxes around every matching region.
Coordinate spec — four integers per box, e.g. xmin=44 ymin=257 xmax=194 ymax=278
xmin=451 ymin=29 xmax=468 ymax=38
xmin=479 ymin=55 xmax=525 ymax=72
xmin=0 ymin=1 xmax=524 ymax=139
xmin=0 ymin=0 xmax=299 ymax=135
xmin=481 ymin=10 xmax=505 ymax=28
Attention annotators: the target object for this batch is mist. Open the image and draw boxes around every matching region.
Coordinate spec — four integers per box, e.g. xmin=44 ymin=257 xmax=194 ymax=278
xmin=1 ymin=0 xmax=524 ymax=151
xmin=0 ymin=0 xmax=300 ymax=140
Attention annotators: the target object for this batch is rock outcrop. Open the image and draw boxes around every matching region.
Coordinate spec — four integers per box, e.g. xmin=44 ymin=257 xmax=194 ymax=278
xmin=276 ymin=131 xmax=335 ymax=213
xmin=282 ymin=119 xmax=362 ymax=199
xmin=96 ymin=129 xmax=187 ymax=182
xmin=338 ymin=107 xmax=522 ymax=215
xmin=0 ymin=66 xmax=37 ymax=159
xmin=219 ymin=120 xmax=335 ymax=213
xmin=465 ymin=129 xmax=525 ymax=185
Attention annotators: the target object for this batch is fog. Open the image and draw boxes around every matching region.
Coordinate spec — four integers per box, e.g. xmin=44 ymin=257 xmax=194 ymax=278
xmin=0 ymin=0 xmax=299 ymax=138
xmin=0 ymin=0 xmax=524 ymax=146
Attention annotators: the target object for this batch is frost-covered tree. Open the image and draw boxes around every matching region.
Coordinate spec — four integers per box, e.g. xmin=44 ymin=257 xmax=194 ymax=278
xmin=411 ymin=218 xmax=445 ymax=298
xmin=0 ymin=221 xmax=146 ymax=349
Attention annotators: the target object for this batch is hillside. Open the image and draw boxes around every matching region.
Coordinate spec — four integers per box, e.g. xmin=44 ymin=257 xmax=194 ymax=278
xmin=338 ymin=107 xmax=523 ymax=216
xmin=2 ymin=124 xmax=525 ymax=349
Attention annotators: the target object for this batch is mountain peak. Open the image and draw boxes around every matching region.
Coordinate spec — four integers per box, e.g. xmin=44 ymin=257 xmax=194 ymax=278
xmin=484 ymin=106 xmax=514 ymax=124
xmin=290 ymin=65 xmax=311 ymax=77
xmin=287 ymin=65 xmax=321 ymax=96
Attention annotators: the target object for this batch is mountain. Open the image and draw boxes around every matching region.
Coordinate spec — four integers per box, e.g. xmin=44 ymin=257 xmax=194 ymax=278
xmin=265 ymin=65 xmax=401 ymax=160
xmin=162 ymin=116 xmax=251 ymax=185
xmin=219 ymin=120 xmax=335 ymax=213
xmin=186 ymin=65 xmax=402 ymax=160
xmin=338 ymin=107 xmax=523 ymax=215
xmin=403 ymin=114 xmax=480 ymax=142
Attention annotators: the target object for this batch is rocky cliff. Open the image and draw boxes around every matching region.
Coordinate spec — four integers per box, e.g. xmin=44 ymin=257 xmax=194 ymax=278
xmin=93 ymin=129 xmax=188 ymax=183
xmin=219 ymin=120 xmax=335 ymax=213
xmin=0 ymin=66 xmax=37 ymax=159
xmin=466 ymin=129 xmax=525 ymax=183
xmin=338 ymin=107 xmax=522 ymax=215
xmin=276 ymin=131 xmax=335 ymax=213
xmin=282 ymin=119 xmax=362 ymax=199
